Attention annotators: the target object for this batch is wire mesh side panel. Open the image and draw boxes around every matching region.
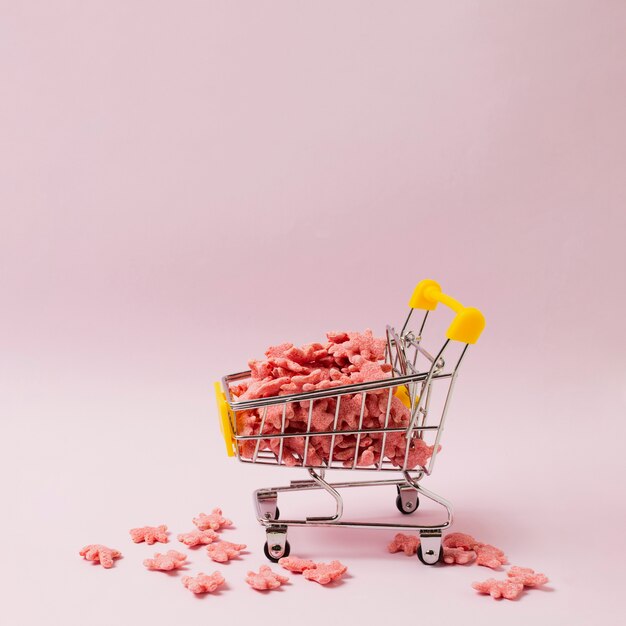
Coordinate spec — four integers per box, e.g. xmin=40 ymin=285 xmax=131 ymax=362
xmin=230 ymin=375 xmax=453 ymax=473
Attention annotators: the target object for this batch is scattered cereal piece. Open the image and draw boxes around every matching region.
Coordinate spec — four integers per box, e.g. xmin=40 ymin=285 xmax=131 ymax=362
xmin=143 ymin=550 xmax=187 ymax=571
xmin=177 ymin=529 xmax=219 ymax=547
xmin=193 ymin=508 xmax=232 ymax=532
xmin=79 ymin=544 xmax=122 ymax=568
xmin=388 ymin=533 xmax=420 ymax=556
xmin=508 ymin=566 xmax=548 ymax=587
xmin=206 ymin=541 xmax=247 ymax=563
xmin=181 ymin=571 xmax=225 ymax=594
xmin=302 ymin=560 xmax=348 ymax=585
xmin=474 ymin=543 xmax=507 ymax=569
xmin=472 ymin=565 xmax=548 ymax=600
xmin=442 ymin=532 xmax=477 ymax=550
xmin=129 ymin=525 xmax=169 ymax=545
xmin=278 ymin=556 xmax=317 ymax=573
xmin=472 ymin=578 xmax=525 ymax=600
xmin=443 ymin=546 xmax=477 ymax=565
xmin=246 ymin=565 xmax=289 ymax=591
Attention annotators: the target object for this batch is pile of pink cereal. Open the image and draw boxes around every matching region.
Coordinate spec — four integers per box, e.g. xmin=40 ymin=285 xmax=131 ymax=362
xmin=229 ymin=330 xmax=436 ymax=469
xmin=79 ymin=507 xmax=348 ymax=594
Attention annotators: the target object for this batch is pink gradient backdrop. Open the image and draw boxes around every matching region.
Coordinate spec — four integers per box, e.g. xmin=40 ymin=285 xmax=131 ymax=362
xmin=1 ymin=1 xmax=625 ymax=624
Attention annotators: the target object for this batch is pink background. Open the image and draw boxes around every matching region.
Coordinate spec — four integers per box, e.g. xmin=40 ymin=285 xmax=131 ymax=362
xmin=1 ymin=1 xmax=625 ymax=624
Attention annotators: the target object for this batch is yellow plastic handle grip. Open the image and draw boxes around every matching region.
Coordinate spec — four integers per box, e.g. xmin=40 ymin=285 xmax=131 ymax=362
xmin=214 ymin=381 xmax=236 ymax=457
xmin=408 ymin=279 xmax=485 ymax=344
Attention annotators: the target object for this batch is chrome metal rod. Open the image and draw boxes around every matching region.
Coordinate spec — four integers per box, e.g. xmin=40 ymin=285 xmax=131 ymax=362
xmin=225 ymin=371 xmax=453 ymax=411
xmin=252 ymin=406 xmax=268 ymax=463
xmin=235 ymin=424 xmax=440 ymax=441
xmin=405 ymin=340 xmax=449 ymax=437
xmin=302 ymin=400 xmax=314 ymax=466
xmin=427 ymin=343 xmax=469 ymax=474
xmin=305 ymin=468 xmax=343 ymax=522
xmin=377 ymin=387 xmax=393 ymax=471
xmin=277 ymin=403 xmax=287 ymax=465
xmin=400 ymin=308 xmax=413 ymax=337
xmin=351 ymin=392 xmax=367 ymax=470
xmin=327 ymin=395 xmax=341 ymax=468
xmin=253 ymin=473 xmax=452 ymax=531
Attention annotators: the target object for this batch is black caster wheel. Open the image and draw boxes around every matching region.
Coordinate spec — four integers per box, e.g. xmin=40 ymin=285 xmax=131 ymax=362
xmin=274 ymin=507 xmax=280 ymax=520
xmin=263 ymin=540 xmax=290 ymax=563
xmin=395 ymin=494 xmax=420 ymax=514
xmin=417 ymin=544 xmax=443 ymax=565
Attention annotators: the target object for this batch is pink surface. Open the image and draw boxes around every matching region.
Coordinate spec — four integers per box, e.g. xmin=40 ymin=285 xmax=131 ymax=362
xmin=1 ymin=1 xmax=625 ymax=624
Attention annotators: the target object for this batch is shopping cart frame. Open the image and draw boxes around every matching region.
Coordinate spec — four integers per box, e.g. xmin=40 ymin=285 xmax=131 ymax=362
xmin=215 ymin=279 xmax=485 ymax=564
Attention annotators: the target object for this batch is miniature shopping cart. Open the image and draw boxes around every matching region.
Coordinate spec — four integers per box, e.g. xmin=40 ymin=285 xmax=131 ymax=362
xmin=214 ymin=279 xmax=485 ymax=565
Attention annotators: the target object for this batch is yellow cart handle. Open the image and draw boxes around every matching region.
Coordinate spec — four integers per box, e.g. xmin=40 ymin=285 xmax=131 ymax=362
xmin=214 ymin=381 xmax=236 ymax=457
xmin=408 ymin=279 xmax=485 ymax=344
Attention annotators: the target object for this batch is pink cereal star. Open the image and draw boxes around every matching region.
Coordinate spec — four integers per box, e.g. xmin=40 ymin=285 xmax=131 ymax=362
xmin=388 ymin=533 xmax=420 ymax=556
xmin=206 ymin=541 xmax=247 ymax=563
xmin=302 ymin=560 xmax=348 ymax=585
xmin=443 ymin=546 xmax=477 ymax=565
xmin=472 ymin=578 xmax=525 ymax=600
xmin=474 ymin=543 xmax=507 ymax=569
xmin=442 ymin=532 xmax=477 ymax=550
xmin=245 ymin=565 xmax=289 ymax=591
xmin=181 ymin=571 xmax=225 ymax=594
xmin=193 ymin=508 xmax=232 ymax=532
xmin=79 ymin=544 xmax=122 ymax=569
xmin=129 ymin=525 xmax=168 ymax=545
xmin=508 ymin=566 xmax=549 ymax=587
xmin=143 ymin=550 xmax=187 ymax=571
xmin=177 ymin=529 xmax=219 ymax=547
xmin=278 ymin=556 xmax=317 ymax=573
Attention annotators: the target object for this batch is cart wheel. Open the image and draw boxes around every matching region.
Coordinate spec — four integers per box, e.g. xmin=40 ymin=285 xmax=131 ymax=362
xmin=274 ymin=507 xmax=280 ymax=520
xmin=395 ymin=494 xmax=420 ymax=514
xmin=263 ymin=540 xmax=290 ymax=563
xmin=417 ymin=544 xmax=443 ymax=565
